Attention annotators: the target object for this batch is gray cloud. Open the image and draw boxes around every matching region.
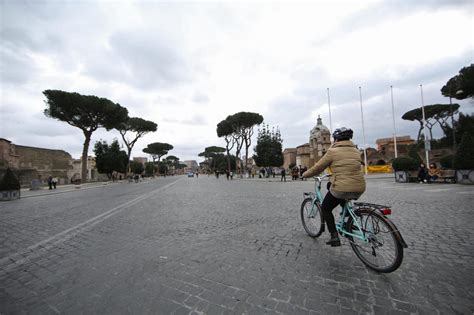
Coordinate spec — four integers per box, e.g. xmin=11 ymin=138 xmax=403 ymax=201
xmin=0 ymin=49 xmax=38 ymax=85
xmin=162 ymin=114 xmax=208 ymax=126
xmin=82 ymin=31 xmax=192 ymax=90
xmin=337 ymin=0 xmax=473 ymax=37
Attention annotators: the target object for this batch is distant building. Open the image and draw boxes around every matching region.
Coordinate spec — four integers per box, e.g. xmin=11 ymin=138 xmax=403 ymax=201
xmin=0 ymin=138 xmax=103 ymax=186
xmin=296 ymin=144 xmax=310 ymax=168
xmin=0 ymin=138 xmax=19 ymax=169
xmin=308 ymin=116 xmax=331 ymax=166
xmin=0 ymin=138 xmax=74 ymax=185
xmin=372 ymin=136 xmax=416 ymax=164
xmin=376 ymin=136 xmax=415 ymax=152
xmin=283 ymin=116 xmax=331 ymax=170
xmin=184 ymin=160 xmax=198 ymax=172
xmin=133 ymin=157 xmax=148 ymax=165
xmin=283 ymin=148 xmax=296 ymax=170
xmin=68 ymin=156 xmax=100 ymax=182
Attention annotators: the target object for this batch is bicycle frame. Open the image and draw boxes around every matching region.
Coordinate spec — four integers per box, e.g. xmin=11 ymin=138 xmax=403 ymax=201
xmin=306 ymin=175 xmax=368 ymax=242
xmin=335 ymin=201 xmax=367 ymax=241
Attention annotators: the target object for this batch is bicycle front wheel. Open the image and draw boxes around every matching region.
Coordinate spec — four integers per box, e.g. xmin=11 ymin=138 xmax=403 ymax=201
xmin=347 ymin=209 xmax=403 ymax=273
xmin=300 ymin=198 xmax=324 ymax=238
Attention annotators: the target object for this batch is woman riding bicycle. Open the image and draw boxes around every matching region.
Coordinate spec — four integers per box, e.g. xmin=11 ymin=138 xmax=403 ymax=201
xmin=302 ymin=127 xmax=366 ymax=246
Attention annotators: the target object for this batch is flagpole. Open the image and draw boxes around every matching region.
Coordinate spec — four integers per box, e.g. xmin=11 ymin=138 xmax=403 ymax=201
xmin=420 ymin=84 xmax=430 ymax=165
xmin=390 ymin=86 xmax=398 ymax=158
xmin=359 ymin=86 xmax=368 ymax=174
xmin=327 ymin=88 xmax=333 ymax=135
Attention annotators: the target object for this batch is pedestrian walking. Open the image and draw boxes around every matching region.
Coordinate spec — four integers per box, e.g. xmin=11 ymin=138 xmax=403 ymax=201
xmin=52 ymin=177 xmax=58 ymax=189
xmin=47 ymin=175 xmax=53 ymax=190
xmin=281 ymin=168 xmax=286 ymax=182
xmin=292 ymin=167 xmax=299 ymax=180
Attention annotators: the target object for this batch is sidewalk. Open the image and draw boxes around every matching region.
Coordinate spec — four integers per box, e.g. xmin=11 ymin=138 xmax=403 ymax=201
xmin=20 ymin=180 xmax=129 ymax=198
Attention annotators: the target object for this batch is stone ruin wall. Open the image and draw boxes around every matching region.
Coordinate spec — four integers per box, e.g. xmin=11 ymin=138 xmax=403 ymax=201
xmin=1 ymin=145 xmax=73 ymax=187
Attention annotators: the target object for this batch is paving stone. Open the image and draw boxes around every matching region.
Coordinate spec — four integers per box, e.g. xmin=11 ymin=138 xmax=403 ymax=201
xmin=0 ymin=177 xmax=472 ymax=314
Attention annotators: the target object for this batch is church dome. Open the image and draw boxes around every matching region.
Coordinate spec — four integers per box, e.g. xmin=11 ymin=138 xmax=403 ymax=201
xmin=310 ymin=115 xmax=330 ymax=137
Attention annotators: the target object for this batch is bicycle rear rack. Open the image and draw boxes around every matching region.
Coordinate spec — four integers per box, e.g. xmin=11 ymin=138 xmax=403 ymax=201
xmin=354 ymin=202 xmax=392 ymax=215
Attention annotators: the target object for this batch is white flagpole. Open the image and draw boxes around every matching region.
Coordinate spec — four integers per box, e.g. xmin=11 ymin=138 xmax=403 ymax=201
xmin=420 ymin=84 xmax=430 ymax=165
xmin=390 ymin=86 xmax=398 ymax=158
xmin=327 ymin=88 xmax=333 ymax=135
xmin=359 ymin=86 xmax=368 ymax=174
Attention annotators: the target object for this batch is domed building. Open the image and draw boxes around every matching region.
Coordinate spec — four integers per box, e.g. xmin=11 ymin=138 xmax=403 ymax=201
xmin=308 ymin=115 xmax=331 ymax=166
xmin=282 ymin=115 xmax=332 ymax=171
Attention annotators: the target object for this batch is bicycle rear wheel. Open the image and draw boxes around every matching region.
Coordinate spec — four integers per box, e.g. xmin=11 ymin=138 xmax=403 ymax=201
xmin=346 ymin=209 xmax=403 ymax=273
xmin=300 ymin=198 xmax=324 ymax=237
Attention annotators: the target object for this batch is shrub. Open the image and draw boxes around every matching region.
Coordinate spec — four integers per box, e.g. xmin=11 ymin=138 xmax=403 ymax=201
xmin=440 ymin=155 xmax=454 ymax=169
xmin=0 ymin=168 xmax=21 ymax=190
xmin=391 ymin=157 xmax=419 ymax=171
xmin=408 ymin=143 xmax=423 ymax=165
xmin=454 ymin=132 xmax=474 ymax=169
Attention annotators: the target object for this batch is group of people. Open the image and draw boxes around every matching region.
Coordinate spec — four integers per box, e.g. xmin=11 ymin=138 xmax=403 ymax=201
xmin=47 ymin=176 xmax=58 ymax=190
xmin=290 ymin=166 xmax=308 ymax=181
xmin=417 ymin=162 xmax=441 ymax=183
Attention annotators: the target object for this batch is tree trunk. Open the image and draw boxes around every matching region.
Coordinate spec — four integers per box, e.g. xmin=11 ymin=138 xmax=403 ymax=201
xmin=244 ymin=138 xmax=250 ymax=178
xmin=125 ymin=147 xmax=132 ymax=177
xmin=235 ymin=146 xmax=242 ymax=177
xmin=81 ymin=131 xmax=92 ymax=183
xmin=416 ymin=120 xmax=423 ymax=142
xmin=157 ymin=156 xmax=161 ymax=176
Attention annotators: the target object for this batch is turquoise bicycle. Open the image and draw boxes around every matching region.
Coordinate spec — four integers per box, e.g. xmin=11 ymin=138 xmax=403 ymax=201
xmin=300 ymin=174 xmax=407 ymax=273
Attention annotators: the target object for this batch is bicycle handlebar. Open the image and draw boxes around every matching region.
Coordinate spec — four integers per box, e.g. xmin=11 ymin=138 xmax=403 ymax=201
xmin=313 ymin=174 xmax=331 ymax=182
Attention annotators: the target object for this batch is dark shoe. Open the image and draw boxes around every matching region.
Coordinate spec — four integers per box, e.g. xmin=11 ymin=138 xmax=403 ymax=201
xmin=326 ymin=232 xmax=341 ymax=247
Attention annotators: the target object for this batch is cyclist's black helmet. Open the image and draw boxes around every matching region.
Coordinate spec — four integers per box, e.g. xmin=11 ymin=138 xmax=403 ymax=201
xmin=332 ymin=127 xmax=353 ymax=141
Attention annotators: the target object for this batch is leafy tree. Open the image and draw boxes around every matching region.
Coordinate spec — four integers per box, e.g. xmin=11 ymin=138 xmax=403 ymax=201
xmin=43 ymin=90 xmax=128 ymax=182
xmin=144 ymin=162 xmax=157 ymax=176
xmin=130 ymin=161 xmax=145 ymax=175
xmin=408 ymin=143 xmax=423 ymax=165
xmin=224 ymin=112 xmax=263 ymax=176
xmin=0 ymin=168 xmax=20 ymax=190
xmin=213 ymin=153 xmax=237 ymax=172
xmin=253 ymin=124 xmax=284 ymax=168
xmin=217 ymin=119 xmax=236 ymax=174
xmin=165 ymin=155 xmax=185 ymax=175
xmin=401 ymin=104 xmax=459 ymax=141
xmin=454 ymin=132 xmax=474 ymax=169
xmin=440 ymin=155 xmax=454 ymax=169
xmin=116 ymin=117 xmax=157 ymax=176
xmin=441 ymin=64 xmax=474 ymax=99
xmin=199 ymin=146 xmax=226 ymax=172
xmin=142 ymin=142 xmax=173 ymax=176
xmin=165 ymin=155 xmax=179 ymax=163
xmin=158 ymin=161 xmax=169 ymax=175
xmin=454 ymin=113 xmax=474 ymax=142
xmin=94 ymin=139 xmax=128 ymax=180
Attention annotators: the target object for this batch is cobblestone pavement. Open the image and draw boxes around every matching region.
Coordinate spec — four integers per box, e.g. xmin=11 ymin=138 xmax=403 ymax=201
xmin=1 ymin=176 xmax=473 ymax=314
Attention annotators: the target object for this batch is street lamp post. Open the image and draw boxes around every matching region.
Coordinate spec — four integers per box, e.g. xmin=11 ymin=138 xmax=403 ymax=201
xmin=390 ymin=86 xmax=398 ymax=158
xmin=359 ymin=87 xmax=368 ymax=174
xmin=420 ymin=84 xmax=430 ymax=166
xmin=327 ymin=88 xmax=333 ymax=136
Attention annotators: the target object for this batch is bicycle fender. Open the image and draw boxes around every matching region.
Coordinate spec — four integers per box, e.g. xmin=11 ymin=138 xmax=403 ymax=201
xmin=384 ymin=217 xmax=408 ymax=248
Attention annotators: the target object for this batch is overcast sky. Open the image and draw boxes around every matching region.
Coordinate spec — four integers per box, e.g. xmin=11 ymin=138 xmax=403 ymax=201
xmin=1 ymin=0 xmax=473 ymax=162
